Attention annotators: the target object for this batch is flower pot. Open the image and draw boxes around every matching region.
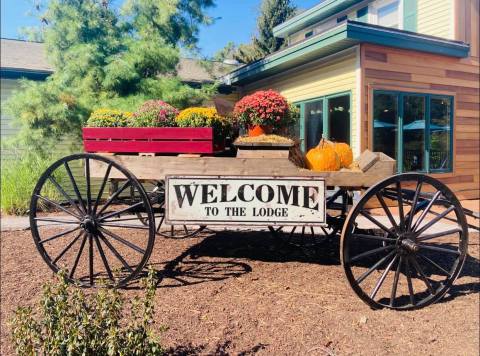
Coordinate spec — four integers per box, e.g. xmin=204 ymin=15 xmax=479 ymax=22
xmin=248 ymin=125 xmax=273 ymax=137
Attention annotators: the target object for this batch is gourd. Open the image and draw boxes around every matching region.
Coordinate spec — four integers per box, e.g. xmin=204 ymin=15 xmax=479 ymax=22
xmin=333 ymin=142 xmax=353 ymax=168
xmin=305 ymin=139 xmax=341 ymax=171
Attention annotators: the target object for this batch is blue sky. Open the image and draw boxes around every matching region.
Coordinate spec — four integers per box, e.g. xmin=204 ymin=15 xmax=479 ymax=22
xmin=1 ymin=0 xmax=320 ymax=57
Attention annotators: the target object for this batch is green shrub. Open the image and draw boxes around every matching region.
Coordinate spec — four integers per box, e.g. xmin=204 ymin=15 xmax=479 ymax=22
xmin=9 ymin=269 xmax=164 ymax=356
xmin=86 ymin=109 xmax=133 ymax=127
xmin=130 ymin=100 xmax=179 ymax=127
xmin=0 ymin=147 xmax=61 ymax=215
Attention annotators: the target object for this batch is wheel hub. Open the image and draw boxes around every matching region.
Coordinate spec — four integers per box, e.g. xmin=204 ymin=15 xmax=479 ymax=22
xmin=81 ymin=217 xmax=98 ymax=234
xmin=400 ymin=238 xmax=419 ymax=253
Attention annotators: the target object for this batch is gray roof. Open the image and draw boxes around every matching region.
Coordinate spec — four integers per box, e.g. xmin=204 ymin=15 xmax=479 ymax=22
xmin=0 ymin=38 xmax=236 ymax=82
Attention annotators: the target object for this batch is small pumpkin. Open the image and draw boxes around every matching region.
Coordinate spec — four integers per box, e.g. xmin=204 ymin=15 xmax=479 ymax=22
xmin=305 ymin=138 xmax=341 ymax=172
xmin=333 ymin=142 xmax=353 ymax=168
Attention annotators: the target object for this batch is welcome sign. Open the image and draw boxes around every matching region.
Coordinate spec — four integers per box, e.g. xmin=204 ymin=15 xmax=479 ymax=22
xmin=165 ymin=176 xmax=326 ymax=226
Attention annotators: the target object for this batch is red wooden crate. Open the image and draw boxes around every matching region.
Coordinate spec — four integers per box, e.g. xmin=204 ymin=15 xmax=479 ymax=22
xmin=82 ymin=127 xmax=225 ymax=154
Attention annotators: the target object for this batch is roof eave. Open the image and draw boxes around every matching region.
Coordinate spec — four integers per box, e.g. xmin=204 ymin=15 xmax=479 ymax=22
xmin=226 ymin=21 xmax=470 ymax=86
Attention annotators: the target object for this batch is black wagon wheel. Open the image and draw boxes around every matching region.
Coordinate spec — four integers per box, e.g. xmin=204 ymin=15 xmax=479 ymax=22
xmin=30 ymin=153 xmax=156 ymax=287
xmin=269 ymin=188 xmax=349 ymax=247
xmin=341 ymin=173 xmax=468 ymax=310
xmin=132 ymin=180 xmax=206 ymax=239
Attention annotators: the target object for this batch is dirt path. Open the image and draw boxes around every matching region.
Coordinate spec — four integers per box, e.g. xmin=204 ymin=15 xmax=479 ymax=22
xmin=1 ymin=229 xmax=479 ymax=355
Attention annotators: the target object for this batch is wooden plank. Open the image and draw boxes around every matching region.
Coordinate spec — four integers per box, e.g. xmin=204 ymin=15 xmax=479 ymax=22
xmin=357 ymin=149 xmax=379 ymax=172
xmin=84 ymin=140 xmax=215 ymax=154
xmin=90 ymin=155 xmax=396 ymax=188
xmin=365 ymin=69 xmax=412 ymax=81
xmin=363 ymin=60 xmax=446 ymax=77
xmin=236 ymin=149 xmax=290 ymax=159
xmin=412 ymin=74 xmax=480 ymax=89
xmin=82 ymin=127 xmax=213 ymax=140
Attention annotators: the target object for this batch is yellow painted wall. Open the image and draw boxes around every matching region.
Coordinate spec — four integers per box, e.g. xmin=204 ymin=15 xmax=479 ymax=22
xmin=417 ymin=0 xmax=454 ymax=39
xmin=242 ymin=51 xmax=359 ymax=154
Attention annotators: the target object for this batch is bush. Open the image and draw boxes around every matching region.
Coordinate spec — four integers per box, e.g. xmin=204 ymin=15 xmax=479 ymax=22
xmin=86 ymin=109 xmax=133 ymax=127
xmin=130 ymin=100 xmax=179 ymax=127
xmin=1 ymin=147 xmax=62 ymax=215
xmin=9 ymin=269 xmax=164 ymax=355
xmin=233 ymin=90 xmax=291 ymax=129
xmin=175 ymin=107 xmax=230 ymax=137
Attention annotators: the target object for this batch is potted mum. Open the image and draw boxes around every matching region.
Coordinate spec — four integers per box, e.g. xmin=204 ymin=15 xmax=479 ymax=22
xmin=233 ymin=89 xmax=291 ymax=137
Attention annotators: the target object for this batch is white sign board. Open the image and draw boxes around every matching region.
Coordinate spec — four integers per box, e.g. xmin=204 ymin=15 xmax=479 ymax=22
xmin=165 ymin=176 xmax=326 ymax=226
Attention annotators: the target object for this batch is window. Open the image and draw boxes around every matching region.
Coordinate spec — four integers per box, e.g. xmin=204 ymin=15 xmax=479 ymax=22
xmin=305 ymin=30 xmax=314 ymax=39
xmin=370 ymin=0 xmax=402 ymax=29
xmin=337 ymin=15 xmax=348 ymax=23
xmin=296 ymin=92 xmax=351 ymax=151
xmin=373 ymin=91 xmax=453 ymax=173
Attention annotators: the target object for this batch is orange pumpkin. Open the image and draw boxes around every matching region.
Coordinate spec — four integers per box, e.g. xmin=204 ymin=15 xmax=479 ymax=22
xmin=333 ymin=142 xmax=353 ymax=168
xmin=305 ymin=139 xmax=341 ymax=171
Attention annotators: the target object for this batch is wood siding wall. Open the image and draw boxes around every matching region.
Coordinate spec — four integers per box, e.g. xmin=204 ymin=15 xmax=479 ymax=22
xmin=242 ymin=50 xmax=360 ymax=154
xmin=455 ymin=0 xmax=480 ymax=58
xmin=360 ymin=43 xmax=480 ymax=199
xmin=417 ymin=0 xmax=454 ymax=39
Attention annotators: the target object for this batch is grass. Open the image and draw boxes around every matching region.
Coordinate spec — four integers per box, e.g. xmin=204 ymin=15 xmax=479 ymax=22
xmin=1 ymin=147 xmax=60 ymax=216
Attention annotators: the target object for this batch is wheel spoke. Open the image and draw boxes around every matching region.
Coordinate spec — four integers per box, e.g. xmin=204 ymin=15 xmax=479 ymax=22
xmin=412 ymin=190 xmax=441 ymax=232
xmin=405 ymin=258 xmax=416 ymax=306
xmin=370 ymin=254 xmax=398 ymax=300
xmin=418 ymin=244 xmax=460 ymax=255
xmin=407 ymin=181 xmax=423 ymax=232
xmin=183 ymin=225 xmax=189 ymax=235
xmin=389 ymin=256 xmax=403 ymax=307
xmin=92 ymin=163 xmax=112 ymax=215
xmin=98 ymin=201 xmax=144 ymax=221
xmin=48 ymin=176 xmax=84 ymax=217
xmin=64 ymin=161 xmax=87 ymax=214
xmin=35 ymin=195 xmax=82 ymax=220
xmin=88 ymin=233 xmax=94 ymax=285
xmin=417 ymin=253 xmax=451 ymax=277
xmin=69 ymin=233 xmax=88 ymax=279
xmin=100 ymin=223 xmax=149 ymax=230
xmin=97 ymin=230 xmax=133 ymax=273
xmin=96 ymin=180 xmax=131 ymax=216
xmin=355 ymin=250 xmax=396 ymax=284
xmin=156 ymin=215 xmax=165 ymax=233
xmin=34 ymin=217 xmax=79 ymax=225
xmin=85 ymin=158 xmax=92 ymax=214
xmin=352 ymin=233 xmax=396 ymax=243
xmin=93 ymin=234 xmax=114 ymax=281
xmin=349 ymin=245 xmax=395 ymax=263
xmin=409 ymin=256 xmax=435 ymax=295
xmin=98 ymin=237 xmax=133 ymax=275
xmin=359 ymin=211 xmax=394 ymax=236
xmin=396 ymin=182 xmax=405 ymax=231
xmin=52 ymin=231 xmax=84 ymax=264
xmin=414 ymin=206 xmax=456 ymax=236
xmin=416 ymin=228 xmax=462 ymax=242
xmin=376 ymin=192 xmax=399 ymax=231
xmin=99 ymin=227 xmax=146 ymax=254
xmin=39 ymin=225 xmax=81 ymax=245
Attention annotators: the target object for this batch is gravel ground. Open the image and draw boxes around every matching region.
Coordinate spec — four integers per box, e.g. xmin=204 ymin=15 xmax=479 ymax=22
xmin=1 ymin=227 xmax=479 ymax=355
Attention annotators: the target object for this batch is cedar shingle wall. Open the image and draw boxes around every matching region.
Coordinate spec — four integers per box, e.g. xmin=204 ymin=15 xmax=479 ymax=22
xmin=361 ymin=43 xmax=480 ymax=199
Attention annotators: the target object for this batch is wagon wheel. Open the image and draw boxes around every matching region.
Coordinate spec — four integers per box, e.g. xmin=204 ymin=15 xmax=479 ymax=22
xmin=131 ymin=180 xmax=206 ymax=239
xmin=269 ymin=188 xmax=349 ymax=247
xmin=341 ymin=173 xmax=468 ymax=310
xmin=30 ymin=153 xmax=156 ymax=287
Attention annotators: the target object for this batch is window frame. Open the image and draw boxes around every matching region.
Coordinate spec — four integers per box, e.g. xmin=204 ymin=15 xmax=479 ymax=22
xmin=294 ymin=91 xmax=352 ymax=152
xmin=369 ymin=0 xmax=404 ymax=30
xmin=372 ymin=89 xmax=454 ymax=174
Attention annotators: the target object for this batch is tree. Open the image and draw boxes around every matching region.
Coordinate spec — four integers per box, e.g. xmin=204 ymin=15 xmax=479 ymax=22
xmin=6 ymin=0 xmax=216 ymax=152
xmin=234 ymin=0 xmax=296 ymax=63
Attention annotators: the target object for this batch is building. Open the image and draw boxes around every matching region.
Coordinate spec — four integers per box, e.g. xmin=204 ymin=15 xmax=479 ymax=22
xmin=225 ymin=0 xmax=479 ymax=199
xmin=0 ymin=38 xmax=238 ymax=152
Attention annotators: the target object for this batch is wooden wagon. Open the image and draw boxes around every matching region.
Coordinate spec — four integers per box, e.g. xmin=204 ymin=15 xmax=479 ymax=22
xmin=29 ymin=148 xmax=478 ymax=310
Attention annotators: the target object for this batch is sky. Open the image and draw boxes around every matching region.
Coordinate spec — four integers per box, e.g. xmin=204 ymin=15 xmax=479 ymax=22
xmin=0 ymin=0 xmax=320 ymax=58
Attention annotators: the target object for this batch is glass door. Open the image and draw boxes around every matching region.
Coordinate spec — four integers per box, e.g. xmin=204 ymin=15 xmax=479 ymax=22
xmin=327 ymin=94 xmax=351 ymax=144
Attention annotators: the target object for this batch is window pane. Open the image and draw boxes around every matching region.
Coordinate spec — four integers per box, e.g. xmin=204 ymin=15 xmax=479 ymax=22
xmin=403 ymin=95 xmax=426 ymax=172
xmin=430 ymin=97 xmax=452 ymax=170
xmin=328 ymin=95 xmax=350 ymax=144
xmin=305 ymin=100 xmax=323 ymax=150
xmin=373 ymin=93 xmax=397 ymax=162
xmin=378 ymin=1 xmax=399 ymax=28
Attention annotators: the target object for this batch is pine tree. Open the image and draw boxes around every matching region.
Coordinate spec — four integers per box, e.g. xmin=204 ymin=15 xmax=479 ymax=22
xmin=234 ymin=0 xmax=296 ymax=63
xmin=6 ymin=0 xmax=216 ymax=152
